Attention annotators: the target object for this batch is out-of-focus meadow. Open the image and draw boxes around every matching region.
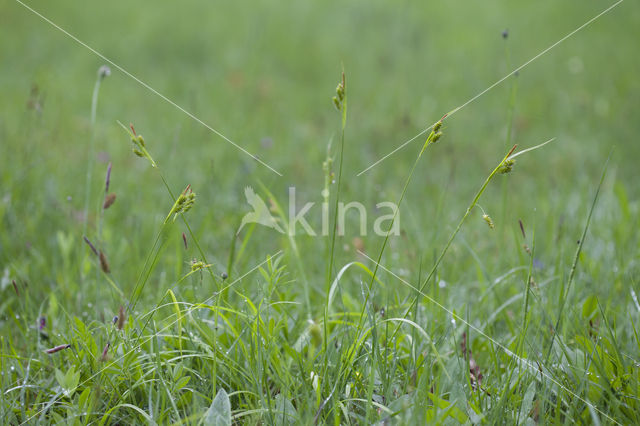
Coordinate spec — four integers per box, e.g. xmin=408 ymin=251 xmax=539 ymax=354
xmin=1 ymin=0 xmax=639 ymax=423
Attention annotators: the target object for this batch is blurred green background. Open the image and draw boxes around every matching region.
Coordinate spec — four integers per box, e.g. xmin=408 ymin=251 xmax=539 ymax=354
xmin=1 ymin=0 xmax=638 ymax=314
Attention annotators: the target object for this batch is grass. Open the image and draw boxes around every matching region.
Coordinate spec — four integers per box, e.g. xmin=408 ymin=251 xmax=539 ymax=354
xmin=1 ymin=0 xmax=640 ymax=424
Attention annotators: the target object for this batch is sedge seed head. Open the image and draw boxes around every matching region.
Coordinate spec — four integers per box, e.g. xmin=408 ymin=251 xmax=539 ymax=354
xmin=103 ymin=193 xmax=116 ymax=210
xmin=482 ymin=214 xmax=495 ymax=229
xmin=332 ymin=96 xmax=341 ymax=111
xmin=336 ymin=83 xmax=345 ymax=101
xmin=83 ymin=236 xmax=98 ymax=256
xmin=45 ymin=344 xmax=71 ymax=354
xmin=168 ymin=185 xmax=196 ymax=222
xmin=99 ymin=251 xmax=111 ymax=274
xmin=190 ymin=259 xmax=210 ymax=272
xmin=117 ymin=306 xmax=126 ymax=330
xmin=105 ymin=162 xmax=112 ymax=192
xmin=498 ymin=158 xmax=516 ymax=174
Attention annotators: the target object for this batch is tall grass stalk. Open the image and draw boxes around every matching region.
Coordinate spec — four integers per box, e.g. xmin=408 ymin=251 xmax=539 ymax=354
xmin=337 ymin=115 xmax=448 ymax=410
xmin=82 ymin=66 xmax=109 ymax=236
xmin=394 ymin=144 xmax=518 ymax=334
xmin=115 ymin=122 xmax=224 ymax=392
xmin=324 ymin=72 xmax=347 ymax=355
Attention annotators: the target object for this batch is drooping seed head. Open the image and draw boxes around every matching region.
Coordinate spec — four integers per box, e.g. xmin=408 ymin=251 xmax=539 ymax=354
xmin=332 ymin=96 xmax=341 ymax=111
xmin=482 ymin=214 xmax=495 ymax=229
xmin=519 ymin=219 xmax=526 ymax=238
xmin=45 ymin=344 xmax=71 ymax=354
xmin=99 ymin=251 xmax=110 ymax=274
xmin=83 ymin=236 xmax=98 ymax=256
xmin=117 ymin=306 xmax=126 ymax=330
xmin=105 ymin=162 xmax=112 ymax=192
xmin=103 ymin=193 xmax=117 ymax=210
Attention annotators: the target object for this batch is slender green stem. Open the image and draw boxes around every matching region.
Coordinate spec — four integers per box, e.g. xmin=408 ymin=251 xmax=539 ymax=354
xmin=339 ymin=120 xmax=444 ymax=393
xmin=519 ymin=219 xmax=535 ymax=356
xmin=82 ymin=74 xmax=105 ymax=237
xmin=324 ymin=72 xmax=347 ymax=352
xmin=397 ymin=145 xmax=517 ymax=329
xmin=544 ymin=154 xmax=609 ymax=361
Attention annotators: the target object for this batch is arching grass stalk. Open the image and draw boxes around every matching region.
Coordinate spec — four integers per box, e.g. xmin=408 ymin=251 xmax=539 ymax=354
xmin=337 ymin=114 xmax=447 ymax=395
xmin=389 ymin=138 xmax=554 ymax=344
xmin=117 ymin=120 xmax=223 ymax=392
xmin=339 ymin=136 xmax=554 ymax=398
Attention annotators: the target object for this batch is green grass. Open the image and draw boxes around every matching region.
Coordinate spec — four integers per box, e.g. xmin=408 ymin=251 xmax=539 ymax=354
xmin=1 ymin=0 xmax=640 ymax=424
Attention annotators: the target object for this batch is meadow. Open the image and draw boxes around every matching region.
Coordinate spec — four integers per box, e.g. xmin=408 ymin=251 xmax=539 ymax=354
xmin=1 ymin=0 xmax=639 ymax=424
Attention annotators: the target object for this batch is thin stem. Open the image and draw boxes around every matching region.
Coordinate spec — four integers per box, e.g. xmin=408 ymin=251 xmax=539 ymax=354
xmin=399 ymin=145 xmax=517 ymax=325
xmin=324 ymin=72 xmax=347 ymax=351
xmin=544 ymin=154 xmax=609 ymax=361
xmin=339 ymin=121 xmax=445 ymax=392
xmin=82 ymin=75 xmax=104 ymax=237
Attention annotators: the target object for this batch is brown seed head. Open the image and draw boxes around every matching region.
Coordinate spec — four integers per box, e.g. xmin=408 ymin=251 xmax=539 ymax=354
xmin=45 ymin=344 xmax=71 ymax=354
xmin=99 ymin=251 xmax=110 ymax=274
xmin=103 ymin=193 xmax=117 ymax=210
xmin=117 ymin=306 xmax=126 ymax=330
xmin=83 ymin=236 xmax=98 ymax=256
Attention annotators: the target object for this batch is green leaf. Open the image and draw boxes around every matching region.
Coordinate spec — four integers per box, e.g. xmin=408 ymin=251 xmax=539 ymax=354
xmin=427 ymin=392 xmax=468 ymax=424
xmin=518 ymin=381 xmax=536 ymax=425
xmin=55 ymin=366 xmax=80 ymax=398
xmin=78 ymin=386 xmax=92 ymax=412
xmin=273 ymin=394 xmax=297 ymax=425
xmin=203 ymin=388 xmax=231 ymax=426
xmin=175 ymin=376 xmax=190 ymax=391
xmin=54 ymin=369 xmax=65 ymax=390
xmin=582 ymin=295 xmax=598 ymax=320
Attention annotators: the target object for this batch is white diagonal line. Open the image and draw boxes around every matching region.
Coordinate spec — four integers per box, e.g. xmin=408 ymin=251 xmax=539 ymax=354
xmin=356 ymin=249 xmax=622 ymax=426
xmin=13 ymin=0 xmax=283 ymax=176
xmin=20 ymin=251 xmax=281 ymax=425
xmin=357 ymin=0 xmax=624 ymax=176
